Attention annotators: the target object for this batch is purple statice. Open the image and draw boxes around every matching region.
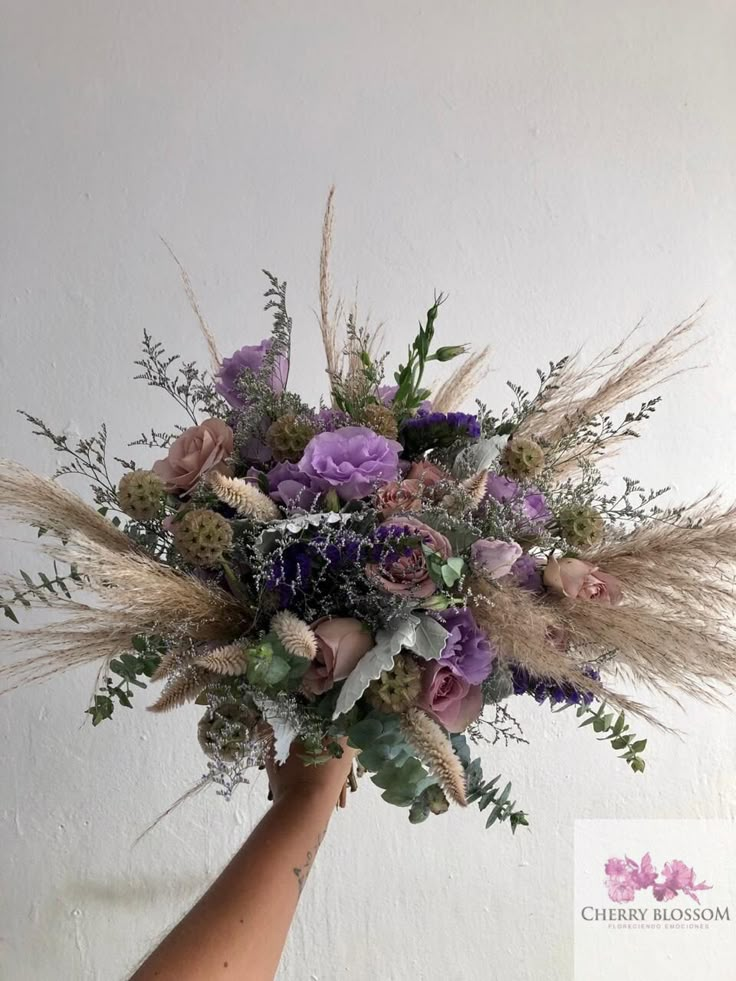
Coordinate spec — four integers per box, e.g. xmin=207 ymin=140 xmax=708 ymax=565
xmin=435 ymin=607 xmax=496 ymax=685
xmin=510 ymin=552 xmax=544 ymax=593
xmin=216 ymin=338 xmax=289 ymax=409
xmin=511 ymin=664 xmax=600 ymax=706
xmin=485 ymin=473 xmax=552 ymax=529
xmin=297 ymin=426 xmax=402 ymax=501
xmin=400 ymin=410 xmax=481 ymax=457
xmin=248 ymin=463 xmax=329 ymax=509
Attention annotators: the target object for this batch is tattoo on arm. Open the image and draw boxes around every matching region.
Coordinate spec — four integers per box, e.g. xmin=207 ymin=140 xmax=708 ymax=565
xmin=293 ymin=829 xmax=326 ymax=896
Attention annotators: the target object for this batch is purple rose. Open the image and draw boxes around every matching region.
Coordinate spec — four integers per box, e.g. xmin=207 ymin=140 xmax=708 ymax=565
xmin=248 ymin=463 xmax=329 ymax=510
xmin=420 ymin=662 xmax=483 ymax=732
xmin=485 ymin=473 xmax=551 ymax=528
xmin=298 ymin=426 xmax=402 ymax=502
xmin=470 ymin=539 xmax=523 ymax=580
xmin=436 ymin=607 xmax=495 ymax=684
xmin=216 ymin=339 xmax=288 ymax=408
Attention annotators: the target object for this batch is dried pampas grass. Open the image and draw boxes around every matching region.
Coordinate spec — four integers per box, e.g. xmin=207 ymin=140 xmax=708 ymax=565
xmin=161 ymin=237 xmax=221 ymax=374
xmin=0 ymin=461 xmax=133 ymax=554
xmin=432 ymin=347 xmax=491 ymax=414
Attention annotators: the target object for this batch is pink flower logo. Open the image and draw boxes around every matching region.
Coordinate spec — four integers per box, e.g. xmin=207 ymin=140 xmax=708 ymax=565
xmin=604 ymin=853 xmax=711 ymax=904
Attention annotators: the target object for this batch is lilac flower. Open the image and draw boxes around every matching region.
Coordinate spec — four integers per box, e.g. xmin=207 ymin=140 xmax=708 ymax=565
xmin=298 ymin=426 xmax=402 ymax=502
xmin=436 ymin=607 xmax=495 ymax=685
xmin=216 ymin=338 xmax=288 ymax=408
xmin=485 ymin=473 xmax=551 ymax=529
xmin=249 ymin=462 xmax=329 ymax=509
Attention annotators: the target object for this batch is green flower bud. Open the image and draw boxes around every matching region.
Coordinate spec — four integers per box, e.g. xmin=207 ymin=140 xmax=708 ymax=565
xmin=432 ymin=344 xmax=468 ymax=362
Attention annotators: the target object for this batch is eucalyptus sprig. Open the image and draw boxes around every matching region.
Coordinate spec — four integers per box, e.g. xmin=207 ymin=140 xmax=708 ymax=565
xmin=1 ymin=562 xmax=82 ymax=623
xmin=575 ymin=701 xmax=647 ymax=773
xmin=86 ymin=635 xmax=165 ymax=725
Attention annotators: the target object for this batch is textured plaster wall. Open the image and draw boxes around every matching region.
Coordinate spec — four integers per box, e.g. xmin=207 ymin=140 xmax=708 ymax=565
xmin=1 ymin=2 xmax=735 ymax=979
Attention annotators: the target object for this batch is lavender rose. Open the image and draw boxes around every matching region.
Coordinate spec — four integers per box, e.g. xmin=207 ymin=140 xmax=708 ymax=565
xmin=544 ymin=556 xmax=623 ymax=606
xmin=153 ymin=418 xmax=233 ymax=495
xmin=302 ymin=617 xmax=375 ymax=695
xmin=366 ymin=517 xmax=452 ymax=599
xmin=470 ymin=538 xmax=523 ymax=580
xmin=419 ymin=661 xmax=483 ymax=732
xmin=215 ymin=338 xmax=288 ymax=409
xmin=436 ymin=607 xmax=495 ymax=684
xmin=298 ymin=426 xmax=402 ymax=502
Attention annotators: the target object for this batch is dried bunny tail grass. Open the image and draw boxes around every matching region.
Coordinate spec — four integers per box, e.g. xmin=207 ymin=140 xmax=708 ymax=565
xmin=432 ymin=346 xmax=491 ymax=414
xmin=208 ymin=472 xmax=280 ymax=521
xmin=270 ymin=610 xmax=318 ymax=660
xmin=466 ymin=576 xmax=661 ymax=725
xmin=0 ymin=461 xmax=133 ymax=554
xmin=461 ymin=469 xmax=489 ymax=507
xmin=148 ymin=665 xmax=214 ymax=712
xmin=161 ymin=237 xmax=221 ymax=374
xmin=516 ymin=312 xmax=702 ymax=446
xmin=318 ymin=185 xmax=340 ymax=380
xmin=193 ymin=643 xmax=250 ymax=676
xmin=401 ymin=707 xmax=467 ymax=806
xmin=559 ymin=599 xmax=736 ymax=704
xmin=151 ymin=648 xmax=191 ymax=682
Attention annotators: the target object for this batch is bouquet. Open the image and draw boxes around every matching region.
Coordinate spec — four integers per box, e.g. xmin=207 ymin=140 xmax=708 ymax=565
xmin=2 ymin=195 xmax=735 ymax=832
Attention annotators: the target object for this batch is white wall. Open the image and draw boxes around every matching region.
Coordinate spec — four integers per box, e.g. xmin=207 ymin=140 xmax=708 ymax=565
xmin=1 ymin=2 xmax=735 ymax=979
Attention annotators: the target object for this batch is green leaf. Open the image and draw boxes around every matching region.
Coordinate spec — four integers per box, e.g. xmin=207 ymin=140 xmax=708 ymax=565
xmin=630 ymin=757 xmax=646 ymax=773
xmin=347 ymin=718 xmax=384 ymax=749
xmin=3 ymin=606 xmax=19 ymax=624
xmin=86 ymin=695 xmax=114 ymax=725
xmin=630 ymin=739 xmax=647 ymax=753
xmin=247 ymin=654 xmax=290 ymax=688
xmin=20 ymin=571 xmax=34 ymax=588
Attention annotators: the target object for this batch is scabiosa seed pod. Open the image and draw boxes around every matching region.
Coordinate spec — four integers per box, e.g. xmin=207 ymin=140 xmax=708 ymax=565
xmin=173 ymin=508 xmax=233 ymax=567
xmin=265 ymin=414 xmax=318 ymax=462
xmin=556 ymin=504 xmax=605 ymax=547
xmin=367 ymin=655 xmax=422 ymax=712
xmin=118 ymin=469 xmax=165 ymax=522
xmin=500 ymin=436 xmax=545 ymax=479
xmin=361 ymin=403 xmax=399 ymax=441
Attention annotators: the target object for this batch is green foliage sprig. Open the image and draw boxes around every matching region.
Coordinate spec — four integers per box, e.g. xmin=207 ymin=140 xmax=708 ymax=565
xmin=392 ymin=295 xmax=464 ymax=418
xmin=86 ymin=635 xmax=165 ymax=725
xmin=1 ymin=562 xmax=82 ymax=623
xmin=453 ymin=734 xmax=529 ymax=832
xmin=575 ymin=701 xmax=647 ymax=773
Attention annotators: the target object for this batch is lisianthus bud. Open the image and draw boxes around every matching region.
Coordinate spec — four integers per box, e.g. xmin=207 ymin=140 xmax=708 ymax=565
xmin=173 ymin=509 xmax=233 ymax=567
xmin=419 ymin=593 xmax=453 ymax=611
xmin=556 ymin=504 xmax=605 ymax=547
xmin=433 ymin=345 xmax=468 ymax=362
xmin=322 ymin=488 xmax=341 ymax=512
xmin=118 ymin=469 xmax=165 ymax=522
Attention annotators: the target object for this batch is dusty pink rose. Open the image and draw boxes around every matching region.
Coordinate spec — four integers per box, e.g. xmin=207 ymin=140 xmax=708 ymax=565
xmin=366 ymin=517 xmax=452 ymax=599
xmin=302 ymin=617 xmax=374 ymax=695
xmin=153 ymin=418 xmax=233 ymax=495
xmin=543 ymin=556 xmax=623 ymax=606
xmin=470 ymin=539 xmax=523 ymax=580
xmin=406 ymin=460 xmax=449 ymax=487
xmin=419 ymin=661 xmax=483 ymax=732
xmin=376 ymin=479 xmax=423 ymax=517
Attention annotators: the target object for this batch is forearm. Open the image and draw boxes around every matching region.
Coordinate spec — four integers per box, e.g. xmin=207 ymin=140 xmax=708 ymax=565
xmin=131 ymin=787 xmax=338 ymax=981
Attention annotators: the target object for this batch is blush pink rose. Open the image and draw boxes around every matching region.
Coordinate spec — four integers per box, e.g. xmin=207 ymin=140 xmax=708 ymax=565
xmin=419 ymin=661 xmax=483 ymax=732
xmin=153 ymin=418 xmax=233 ymax=495
xmin=302 ymin=617 xmax=375 ymax=695
xmin=470 ymin=538 xmax=523 ymax=580
xmin=543 ymin=556 xmax=623 ymax=606
xmin=376 ymin=479 xmax=423 ymax=517
xmin=406 ymin=460 xmax=449 ymax=487
xmin=366 ymin=517 xmax=452 ymax=599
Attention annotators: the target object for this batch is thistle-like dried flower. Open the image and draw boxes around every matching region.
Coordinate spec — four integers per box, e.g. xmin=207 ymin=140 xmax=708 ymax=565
xmin=271 ymin=610 xmax=318 ymax=660
xmin=148 ymin=666 xmax=211 ymax=712
xmin=265 ymin=414 xmax=318 ymax=462
xmin=557 ymin=504 xmax=605 ymax=548
xmin=500 ymin=437 xmax=545 ymax=479
xmin=461 ymin=469 xmax=489 ymax=508
xmin=198 ymin=702 xmax=259 ymax=762
xmin=367 ymin=655 xmax=422 ymax=712
xmin=208 ymin=472 xmax=280 ymax=521
xmin=361 ymin=403 xmax=399 ymax=441
xmin=194 ymin=643 xmax=251 ymax=676
xmin=401 ymin=707 xmax=467 ymax=806
xmin=173 ymin=509 xmax=233 ymax=567
xmin=118 ymin=469 xmax=166 ymax=522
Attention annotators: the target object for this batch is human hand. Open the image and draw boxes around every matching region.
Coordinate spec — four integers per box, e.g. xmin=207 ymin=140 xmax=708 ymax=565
xmin=264 ymin=737 xmax=357 ymax=808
